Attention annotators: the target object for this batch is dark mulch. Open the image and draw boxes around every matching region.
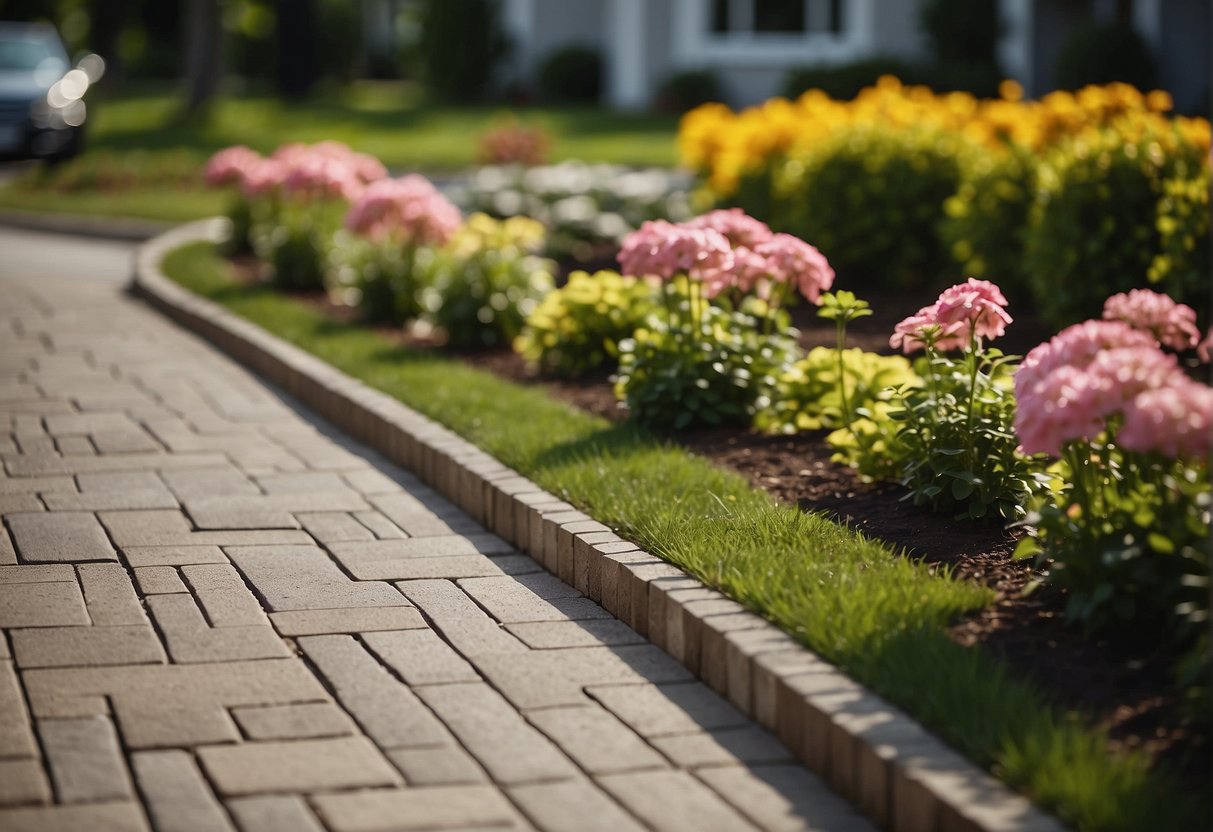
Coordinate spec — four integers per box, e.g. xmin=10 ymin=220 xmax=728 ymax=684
xmin=229 ymin=257 xmax=1207 ymax=779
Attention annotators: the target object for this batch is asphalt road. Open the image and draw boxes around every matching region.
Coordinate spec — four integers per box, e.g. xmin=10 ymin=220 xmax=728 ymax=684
xmin=0 ymin=224 xmax=134 ymax=283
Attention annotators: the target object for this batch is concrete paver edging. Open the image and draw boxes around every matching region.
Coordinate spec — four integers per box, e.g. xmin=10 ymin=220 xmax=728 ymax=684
xmin=132 ymin=219 xmax=1067 ymax=832
xmin=0 ymin=209 xmax=173 ymax=242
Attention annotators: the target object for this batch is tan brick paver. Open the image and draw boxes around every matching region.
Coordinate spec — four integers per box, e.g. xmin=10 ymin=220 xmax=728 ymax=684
xmin=0 ymin=262 xmax=878 ymax=830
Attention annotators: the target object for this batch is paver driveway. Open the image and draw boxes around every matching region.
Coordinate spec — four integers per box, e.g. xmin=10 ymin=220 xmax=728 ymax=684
xmin=0 ymin=228 xmax=876 ymax=832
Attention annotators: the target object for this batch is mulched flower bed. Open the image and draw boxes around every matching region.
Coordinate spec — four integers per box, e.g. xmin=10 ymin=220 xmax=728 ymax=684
xmin=230 ymin=258 xmax=1207 ymax=782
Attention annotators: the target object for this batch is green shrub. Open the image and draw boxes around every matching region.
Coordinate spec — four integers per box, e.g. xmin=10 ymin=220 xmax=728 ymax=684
xmin=1054 ymin=21 xmax=1157 ymax=92
xmin=416 ymin=0 xmax=509 ymax=101
xmin=1149 ymin=168 xmax=1211 ymax=318
xmin=416 ymin=215 xmax=555 ymax=349
xmin=615 ymin=303 xmax=801 ymax=430
xmin=920 ymin=0 xmax=999 ymax=65
xmin=656 ymin=69 xmax=724 ymax=112
xmin=537 ymin=46 xmax=601 ymax=103
xmin=514 ymin=270 xmax=658 ymax=377
xmin=326 ymin=233 xmax=422 ymax=324
xmin=254 ymin=201 xmax=344 ymax=292
xmin=942 ymin=148 xmax=1038 ymax=303
xmin=776 ymin=125 xmax=970 ymax=291
xmin=781 ymin=58 xmax=1001 ymax=100
xmin=758 ymin=347 xmax=919 ymax=433
xmin=1023 ymin=128 xmax=1206 ymax=326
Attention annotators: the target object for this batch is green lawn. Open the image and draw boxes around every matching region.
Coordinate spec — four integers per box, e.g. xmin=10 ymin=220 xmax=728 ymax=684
xmin=0 ymin=82 xmax=681 ymax=222
xmin=160 ymin=239 xmax=1206 ymax=832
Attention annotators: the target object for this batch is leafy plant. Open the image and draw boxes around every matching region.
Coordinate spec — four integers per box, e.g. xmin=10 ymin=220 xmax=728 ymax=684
xmin=326 ymin=232 xmax=422 ymax=323
xmin=514 ymin=270 xmax=658 ymax=377
xmin=537 ymin=45 xmax=602 ymax=103
xmin=254 ymin=200 xmax=344 ymax=292
xmin=615 ymin=301 xmax=801 ymax=430
xmin=416 ymin=214 xmax=555 ymax=349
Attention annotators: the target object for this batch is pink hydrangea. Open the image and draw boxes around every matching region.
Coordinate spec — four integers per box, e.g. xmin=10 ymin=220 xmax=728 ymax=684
xmin=933 ymin=278 xmax=1013 ymax=341
xmin=204 ymin=145 xmax=261 ymax=187
xmin=751 ymin=233 xmax=834 ymax=304
xmin=269 ymin=141 xmax=387 ymax=203
xmin=1014 ymin=365 xmax=1110 ymax=456
xmin=889 ymin=278 xmax=1011 ymax=353
xmin=1014 ymin=320 xmax=1156 ymax=396
xmin=1013 ymin=319 xmax=1196 ymax=458
xmin=890 ymin=305 xmax=967 ymax=353
xmin=1119 ymin=380 xmax=1213 ymax=459
xmin=238 ymin=158 xmax=287 ymax=198
xmin=1102 ymin=288 xmax=1201 ymax=352
xmin=344 ymin=175 xmax=462 ymax=246
xmin=682 ymin=208 xmax=773 ymax=248
xmin=617 ymin=220 xmax=734 ymax=283
xmin=1196 ymin=327 xmax=1212 ymax=363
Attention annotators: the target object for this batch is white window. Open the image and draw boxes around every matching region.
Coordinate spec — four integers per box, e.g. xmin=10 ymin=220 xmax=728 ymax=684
xmin=672 ymin=0 xmax=870 ymax=68
xmin=710 ymin=0 xmax=845 ymax=36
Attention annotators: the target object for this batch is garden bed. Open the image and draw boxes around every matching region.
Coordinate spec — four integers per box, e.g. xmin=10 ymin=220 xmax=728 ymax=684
xmin=227 ymin=250 xmax=1205 ymax=788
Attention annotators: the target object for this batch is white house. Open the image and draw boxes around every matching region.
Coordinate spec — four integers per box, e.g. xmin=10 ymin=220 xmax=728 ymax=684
xmin=496 ymin=0 xmax=1209 ymax=111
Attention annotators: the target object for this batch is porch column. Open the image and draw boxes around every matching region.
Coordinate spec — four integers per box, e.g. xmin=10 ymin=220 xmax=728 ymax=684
xmin=998 ymin=0 xmax=1035 ymax=94
xmin=607 ymin=0 xmax=648 ymax=110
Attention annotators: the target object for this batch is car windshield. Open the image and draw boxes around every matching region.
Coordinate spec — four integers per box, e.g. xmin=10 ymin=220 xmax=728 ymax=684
xmin=0 ymin=36 xmax=66 ymax=74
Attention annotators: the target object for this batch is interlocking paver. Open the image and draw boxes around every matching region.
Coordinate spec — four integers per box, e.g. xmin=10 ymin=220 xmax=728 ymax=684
xmin=525 ymin=705 xmax=667 ymax=774
xmin=414 ymin=682 xmax=580 ymax=785
xmin=226 ymin=545 xmax=408 ymax=610
xmin=507 ymin=780 xmax=647 ymax=832
xmin=7 ymin=512 xmax=116 ymax=563
xmin=597 ymin=770 xmax=760 ymax=832
xmin=298 ymin=635 xmax=450 ymax=749
xmin=227 ymin=795 xmax=326 ymax=832
xmin=133 ymin=749 xmax=236 ymax=832
xmin=0 ymin=800 xmax=148 ymax=831
xmin=38 ymin=716 xmax=132 ymax=803
xmin=0 ymin=269 xmax=879 ymax=832
xmin=198 ymin=736 xmax=402 ymax=796
xmin=77 ymin=563 xmax=147 ymax=626
xmin=147 ymin=593 xmax=289 ymax=663
xmin=10 ymin=624 xmax=165 ymax=669
xmin=311 ymin=785 xmax=521 ymax=832
xmin=232 ymin=702 xmax=357 ymax=741
xmin=0 ymin=758 xmax=51 ymax=805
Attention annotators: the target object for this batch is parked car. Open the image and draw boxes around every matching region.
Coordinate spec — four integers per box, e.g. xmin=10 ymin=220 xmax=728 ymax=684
xmin=0 ymin=22 xmax=103 ymax=161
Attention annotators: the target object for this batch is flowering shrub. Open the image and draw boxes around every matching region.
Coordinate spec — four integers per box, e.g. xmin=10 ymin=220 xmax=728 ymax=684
xmin=331 ymin=175 xmax=462 ymax=322
xmin=450 ymin=162 xmax=693 ymax=261
xmin=1024 ymin=124 xmax=1211 ymax=326
xmin=759 ymin=347 xmax=918 ymax=433
xmin=204 ymin=145 xmax=263 ymax=254
xmin=773 ymin=124 xmax=970 ymax=290
xmin=475 ymin=118 xmax=551 ymax=166
xmin=613 ymin=209 xmax=832 ymax=429
xmin=514 ymin=270 xmax=659 ymax=377
xmin=415 ymin=214 xmax=555 ymax=349
xmin=1014 ymin=290 xmax=1212 ymax=638
xmin=204 ymin=141 xmax=387 ymax=291
xmin=679 ymin=78 xmax=1211 ymax=306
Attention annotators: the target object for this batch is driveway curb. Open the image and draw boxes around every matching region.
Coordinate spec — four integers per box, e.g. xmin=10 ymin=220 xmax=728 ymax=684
xmin=0 ymin=209 xmax=172 ymax=242
xmin=132 ymin=220 xmax=1067 ymax=832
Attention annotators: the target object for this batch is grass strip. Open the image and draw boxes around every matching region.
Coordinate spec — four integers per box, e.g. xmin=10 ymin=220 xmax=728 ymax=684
xmin=163 ymin=240 xmax=1204 ymax=831
xmin=0 ymin=188 xmax=225 ymax=223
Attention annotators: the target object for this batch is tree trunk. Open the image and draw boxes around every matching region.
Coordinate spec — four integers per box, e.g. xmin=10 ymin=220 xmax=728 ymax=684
xmin=183 ymin=0 xmax=222 ymax=115
xmin=275 ymin=0 xmax=319 ymax=98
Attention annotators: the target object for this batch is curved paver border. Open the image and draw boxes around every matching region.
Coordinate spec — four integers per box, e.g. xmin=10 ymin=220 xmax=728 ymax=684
xmin=132 ymin=219 xmax=1066 ymax=832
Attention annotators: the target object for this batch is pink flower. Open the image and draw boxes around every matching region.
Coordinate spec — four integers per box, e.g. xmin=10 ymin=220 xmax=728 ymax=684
xmin=344 ymin=175 xmax=462 ymax=246
xmin=933 ymin=278 xmax=1013 ymax=342
xmin=682 ymin=208 xmax=773 ymax=248
xmin=1014 ymin=365 xmax=1109 ymax=456
xmin=750 ymin=233 xmax=834 ymax=304
xmin=238 ymin=158 xmax=287 ymax=198
xmin=1102 ymin=288 xmax=1201 ymax=352
xmin=889 ymin=306 xmax=966 ymax=353
xmin=1196 ymin=327 xmax=1212 ymax=363
xmin=1013 ymin=320 xmax=1191 ymax=457
xmin=617 ymin=220 xmax=734 ymax=283
xmin=204 ymin=145 xmax=261 ymax=187
xmin=1015 ymin=320 xmax=1156 ymax=396
xmin=1119 ymin=380 xmax=1213 ymax=459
